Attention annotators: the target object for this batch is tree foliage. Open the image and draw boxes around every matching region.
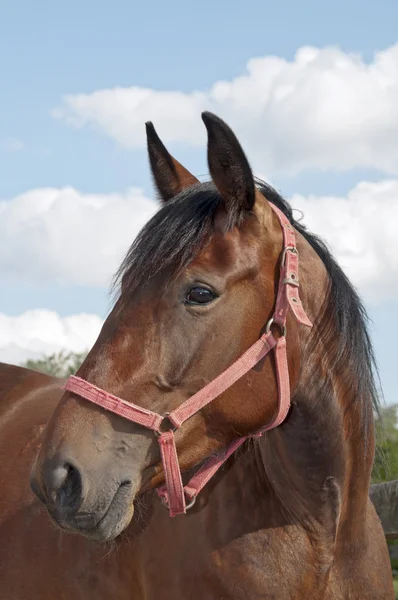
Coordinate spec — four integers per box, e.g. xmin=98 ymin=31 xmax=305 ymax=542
xmin=373 ymin=404 xmax=398 ymax=484
xmin=22 ymin=350 xmax=86 ymax=378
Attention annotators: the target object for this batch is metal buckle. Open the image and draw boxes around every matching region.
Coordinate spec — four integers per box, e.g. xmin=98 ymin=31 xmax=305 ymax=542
xmin=154 ymin=412 xmax=177 ymax=437
xmin=265 ymin=317 xmax=287 ymax=338
xmin=160 ymin=492 xmax=196 ymax=511
xmin=185 ymin=494 xmax=196 ymax=510
xmin=281 ymin=246 xmax=297 ymax=267
xmin=282 ymin=276 xmax=300 ymax=287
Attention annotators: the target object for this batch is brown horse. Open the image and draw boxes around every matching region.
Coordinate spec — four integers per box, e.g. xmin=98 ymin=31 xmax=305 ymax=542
xmin=0 ymin=113 xmax=393 ymax=599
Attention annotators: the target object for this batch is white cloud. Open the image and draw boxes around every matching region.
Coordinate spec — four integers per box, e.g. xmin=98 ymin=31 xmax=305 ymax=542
xmin=0 ymin=137 xmax=25 ymax=153
xmin=1 ymin=180 xmax=397 ymax=301
xmin=0 ymin=138 xmax=51 ymax=157
xmin=53 ymin=44 xmax=398 ymax=176
xmin=0 ymin=186 xmax=157 ymax=287
xmin=0 ymin=310 xmax=103 ymax=366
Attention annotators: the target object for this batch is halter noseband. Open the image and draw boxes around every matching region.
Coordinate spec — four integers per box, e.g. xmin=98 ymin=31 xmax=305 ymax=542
xmin=63 ymin=203 xmax=312 ymax=517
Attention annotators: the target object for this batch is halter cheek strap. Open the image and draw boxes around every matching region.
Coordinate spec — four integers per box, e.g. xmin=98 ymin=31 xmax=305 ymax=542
xmin=63 ymin=203 xmax=312 ymax=517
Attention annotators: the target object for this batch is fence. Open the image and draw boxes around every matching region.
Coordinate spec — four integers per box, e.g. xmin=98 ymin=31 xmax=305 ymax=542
xmin=371 ymin=480 xmax=398 ymax=540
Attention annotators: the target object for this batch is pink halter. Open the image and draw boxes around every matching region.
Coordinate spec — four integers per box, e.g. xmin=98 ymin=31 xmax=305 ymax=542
xmin=63 ymin=203 xmax=312 ymax=517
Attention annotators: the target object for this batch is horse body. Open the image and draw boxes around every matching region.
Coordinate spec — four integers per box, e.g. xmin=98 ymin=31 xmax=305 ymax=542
xmin=0 ymin=364 xmax=391 ymax=599
xmin=0 ymin=112 xmax=393 ymax=598
xmin=0 ymin=365 xmax=128 ymax=600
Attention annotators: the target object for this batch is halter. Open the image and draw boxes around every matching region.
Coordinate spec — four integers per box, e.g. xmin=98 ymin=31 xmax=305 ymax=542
xmin=63 ymin=203 xmax=312 ymax=517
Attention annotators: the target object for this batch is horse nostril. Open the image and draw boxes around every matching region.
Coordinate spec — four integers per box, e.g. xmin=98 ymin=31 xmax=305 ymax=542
xmin=56 ymin=463 xmax=82 ymax=510
xmin=41 ymin=459 xmax=83 ymax=512
xmin=48 ymin=465 xmax=69 ymax=493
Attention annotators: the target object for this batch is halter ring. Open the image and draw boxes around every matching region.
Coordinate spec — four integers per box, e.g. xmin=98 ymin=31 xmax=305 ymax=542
xmin=154 ymin=412 xmax=177 ymax=437
xmin=160 ymin=492 xmax=196 ymax=511
xmin=265 ymin=318 xmax=287 ymax=338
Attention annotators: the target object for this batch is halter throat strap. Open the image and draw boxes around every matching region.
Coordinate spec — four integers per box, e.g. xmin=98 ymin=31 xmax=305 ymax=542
xmin=63 ymin=202 xmax=312 ymax=517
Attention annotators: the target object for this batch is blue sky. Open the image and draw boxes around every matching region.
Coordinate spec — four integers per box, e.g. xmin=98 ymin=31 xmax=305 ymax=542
xmin=0 ymin=0 xmax=397 ymax=404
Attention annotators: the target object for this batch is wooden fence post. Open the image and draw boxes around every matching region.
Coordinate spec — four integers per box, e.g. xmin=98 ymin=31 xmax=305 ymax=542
xmin=370 ymin=480 xmax=398 ymax=539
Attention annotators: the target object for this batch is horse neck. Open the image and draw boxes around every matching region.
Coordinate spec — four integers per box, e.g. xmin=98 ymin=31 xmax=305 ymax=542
xmin=259 ymin=302 xmax=375 ymax=546
xmin=252 ymin=224 xmax=375 ymax=540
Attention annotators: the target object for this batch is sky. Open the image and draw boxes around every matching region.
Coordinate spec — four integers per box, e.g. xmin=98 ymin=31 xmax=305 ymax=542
xmin=0 ymin=0 xmax=397 ymax=404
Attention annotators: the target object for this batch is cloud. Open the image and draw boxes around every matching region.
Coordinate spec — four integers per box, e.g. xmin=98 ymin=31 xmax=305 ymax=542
xmin=0 ymin=310 xmax=103 ymax=366
xmin=0 ymin=138 xmax=51 ymax=157
xmin=0 ymin=137 xmax=25 ymax=153
xmin=0 ymin=186 xmax=157 ymax=287
xmin=1 ymin=180 xmax=397 ymax=301
xmin=53 ymin=44 xmax=398 ymax=176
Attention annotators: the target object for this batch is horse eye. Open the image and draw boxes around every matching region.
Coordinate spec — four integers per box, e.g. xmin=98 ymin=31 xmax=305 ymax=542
xmin=185 ymin=287 xmax=216 ymax=305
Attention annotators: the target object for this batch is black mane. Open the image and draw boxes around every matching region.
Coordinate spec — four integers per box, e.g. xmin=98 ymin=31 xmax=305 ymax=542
xmin=114 ymin=179 xmax=381 ymax=431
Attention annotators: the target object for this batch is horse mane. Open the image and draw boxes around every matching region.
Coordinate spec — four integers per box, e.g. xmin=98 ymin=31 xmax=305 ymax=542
xmin=113 ymin=178 xmax=381 ymax=440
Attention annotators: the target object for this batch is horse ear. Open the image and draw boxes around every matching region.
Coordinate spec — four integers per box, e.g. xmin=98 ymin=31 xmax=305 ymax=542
xmin=201 ymin=112 xmax=255 ymax=221
xmin=145 ymin=122 xmax=199 ymax=203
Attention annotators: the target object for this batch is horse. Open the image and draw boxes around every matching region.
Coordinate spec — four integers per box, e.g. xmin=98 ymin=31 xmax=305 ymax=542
xmin=0 ymin=112 xmax=393 ymax=599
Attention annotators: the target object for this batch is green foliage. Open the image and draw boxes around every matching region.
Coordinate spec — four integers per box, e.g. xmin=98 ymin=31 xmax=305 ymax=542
xmin=373 ymin=404 xmax=398 ymax=484
xmin=22 ymin=350 xmax=86 ymax=378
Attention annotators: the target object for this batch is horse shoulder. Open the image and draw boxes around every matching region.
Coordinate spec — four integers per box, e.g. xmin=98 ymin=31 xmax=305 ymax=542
xmin=0 ymin=363 xmax=63 ymax=516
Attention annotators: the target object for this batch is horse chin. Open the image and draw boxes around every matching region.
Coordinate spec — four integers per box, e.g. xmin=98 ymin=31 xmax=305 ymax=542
xmin=80 ymin=500 xmax=135 ymax=542
xmin=49 ymin=482 xmax=136 ymax=543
